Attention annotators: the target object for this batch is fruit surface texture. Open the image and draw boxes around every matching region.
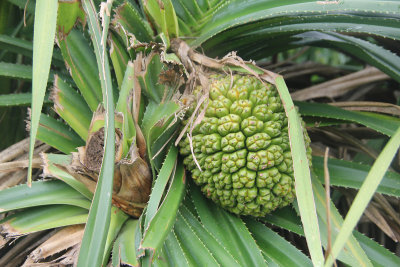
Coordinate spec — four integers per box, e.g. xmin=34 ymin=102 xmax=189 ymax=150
xmin=180 ymin=74 xmax=312 ymax=217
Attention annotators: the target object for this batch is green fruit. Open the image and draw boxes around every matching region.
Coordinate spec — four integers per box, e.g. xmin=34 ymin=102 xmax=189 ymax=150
xmin=179 ymin=74 xmax=312 ymax=217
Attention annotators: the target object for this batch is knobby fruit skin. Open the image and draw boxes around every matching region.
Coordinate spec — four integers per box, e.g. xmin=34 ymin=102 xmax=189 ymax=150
xmin=179 ymin=74 xmax=312 ymax=217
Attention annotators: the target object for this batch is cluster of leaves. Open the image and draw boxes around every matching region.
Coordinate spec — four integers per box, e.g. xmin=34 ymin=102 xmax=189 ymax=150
xmin=0 ymin=0 xmax=399 ymax=266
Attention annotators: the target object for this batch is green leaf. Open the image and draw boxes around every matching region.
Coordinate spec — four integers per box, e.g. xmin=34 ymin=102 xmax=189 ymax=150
xmin=0 ymin=180 xmax=91 ymax=212
xmin=77 ymin=1 xmax=115 ymax=266
xmin=194 ymin=0 xmax=211 ymax=12
xmin=140 ymin=162 xmax=186 ymax=256
xmin=171 ymin=0 xmax=197 ymax=30
xmin=116 ymin=61 xmax=136 ymax=155
xmin=150 ymin=117 xmax=180 ymax=170
xmin=173 ymin=211 xmax=219 ymax=266
xmin=109 ymin=32 xmax=129 ymax=89
xmin=327 ymin=126 xmax=400 ymax=266
xmin=245 ymin=217 xmax=312 ymax=267
xmin=137 ymin=53 xmax=167 ymax=103
xmin=0 ymin=62 xmax=36 ymax=80
xmin=113 ymin=1 xmax=154 ymax=43
xmin=293 ymin=31 xmax=400 ymax=83
xmin=0 ymin=34 xmax=63 ymax=61
xmin=0 ymin=62 xmax=62 ymax=82
xmin=163 ymin=0 xmax=179 ymax=38
xmin=354 ymin=231 xmax=400 ymax=267
xmin=102 ymin=207 xmax=129 ymax=266
xmin=191 ymin=184 xmax=265 ymax=267
xmin=163 ymin=231 xmax=191 ymax=266
xmin=57 ymin=0 xmax=85 ymax=36
xmin=145 ymin=145 xmax=178 ymax=227
xmin=141 ymin=100 xmax=180 ymax=171
xmin=263 ymin=184 xmax=394 ymax=266
xmin=175 ymin=0 xmax=203 ymax=21
xmin=7 ymin=0 xmax=35 ymax=13
xmin=152 ymin=248 xmax=170 ymax=267
xmin=0 ymin=205 xmax=87 ymax=236
xmin=296 ymin=101 xmax=400 ymax=136
xmin=310 ymin=175 xmax=372 ymax=267
xmin=313 ymin=156 xmax=400 ymax=197
xmin=36 ymin=113 xmax=84 ymax=154
xmin=29 ymin=0 xmax=58 ymax=186
xmin=143 ymin=0 xmax=167 ymax=41
xmin=194 ymin=0 xmax=400 ymax=48
xmin=116 ymin=61 xmax=135 ymax=114
xmin=52 ymin=76 xmax=92 ymax=141
xmin=0 ymin=34 xmax=34 ymax=57
xmin=112 ymin=219 xmax=139 ymax=267
xmin=43 ymin=153 xmax=94 ymax=200
xmin=58 ymin=29 xmax=102 ymax=111
xmin=179 ymin=204 xmax=239 ymax=266
xmin=261 ymin=206 xmax=304 ymax=236
xmin=275 ymin=76 xmax=323 ymax=266
xmin=0 ymin=93 xmax=51 ymax=107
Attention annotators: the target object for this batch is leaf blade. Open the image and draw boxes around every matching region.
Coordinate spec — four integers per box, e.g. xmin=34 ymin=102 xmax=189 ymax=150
xmin=275 ymin=76 xmax=324 ymax=266
xmin=0 ymin=180 xmax=91 ymax=212
xmin=327 ymin=126 xmax=400 ymax=265
xmin=29 ymin=0 xmax=58 ymax=186
xmin=191 ymin=184 xmax=265 ymax=267
xmin=140 ymin=162 xmax=186 ymax=255
xmin=77 ymin=1 xmax=116 ymax=266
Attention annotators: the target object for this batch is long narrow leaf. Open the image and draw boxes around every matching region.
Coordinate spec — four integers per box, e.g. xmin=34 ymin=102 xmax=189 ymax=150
xmin=0 ymin=62 xmax=35 ymax=80
xmin=116 ymin=61 xmax=136 ymax=154
xmin=190 ymin=184 xmax=265 ymax=267
xmin=109 ymin=32 xmax=129 ymax=88
xmin=310 ymin=174 xmax=372 ymax=266
xmin=354 ymin=231 xmax=400 ymax=267
xmin=0 ymin=180 xmax=90 ymax=212
xmin=77 ymin=1 xmax=116 ymax=266
xmin=0 ymin=34 xmax=63 ymax=62
xmin=275 ymin=76 xmax=323 ymax=266
xmin=179 ymin=204 xmax=239 ymax=266
xmin=0 ymin=205 xmax=87 ymax=236
xmin=58 ymin=29 xmax=102 ymax=111
xmin=194 ymin=1 xmax=400 ymax=48
xmin=296 ymin=101 xmax=400 ymax=137
xmin=28 ymin=0 xmax=58 ymax=186
xmin=145 ymin=145 xmax=178 ymax=227
xmin=36 ymin=113 xmax=84 ymax=154
xmin=327 ymin=126 xmax=400 ymax=266
xmin=261 ymin=206 xmax=304 ymax=236
xmin=113 ymin=1 xmax=154 ymax=43
xmin=173 ymin=211 xmax=219 ymax=266
xmin=52 ymin=76 xmax=92 ymax=141
xmin=140 ymin=162 xmax=186 ymax=257
xmin=245 ymin=217 xmax=312 ymax=267
xmin=112 ymin=219 xmax=139 ymax=267
xmin=102 ymin=207 xmax=129 ymax=266
xmin=163 ymin=231 xmax=191 ymax=266
xmin=141 ymin=100 xmax=180 ymax=171
xmin=42 ymin=153 xmax=94 ymax=200
xmin=293 ymin=31 xmax=400 ymax=83
xmin=263 ymin=191 xmax=395 ymax=266
xmin=0 ymin=93 xmax=50 ymax=107
xmin=313 ymin=156 xmax=400 ymax=197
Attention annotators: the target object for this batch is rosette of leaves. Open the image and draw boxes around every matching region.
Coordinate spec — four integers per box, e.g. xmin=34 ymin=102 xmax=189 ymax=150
xmin=0 ymin=1 xmax=400 ymax=267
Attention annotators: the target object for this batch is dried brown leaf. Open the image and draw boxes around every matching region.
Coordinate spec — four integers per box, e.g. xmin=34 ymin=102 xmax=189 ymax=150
xmin=27 ymin=225 xmax=84 ymax=263
xmin=0 ymin=158 xmax=42 ymax=173
xmin=330 ymin=101 xmax=400 ymax=117
xmin=291 ymin=67 xmax=390 ymax=101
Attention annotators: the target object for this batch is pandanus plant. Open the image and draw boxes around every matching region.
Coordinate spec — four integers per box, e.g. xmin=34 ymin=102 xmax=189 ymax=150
xmin=0 ymin=0 xmax=400 ymax=266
